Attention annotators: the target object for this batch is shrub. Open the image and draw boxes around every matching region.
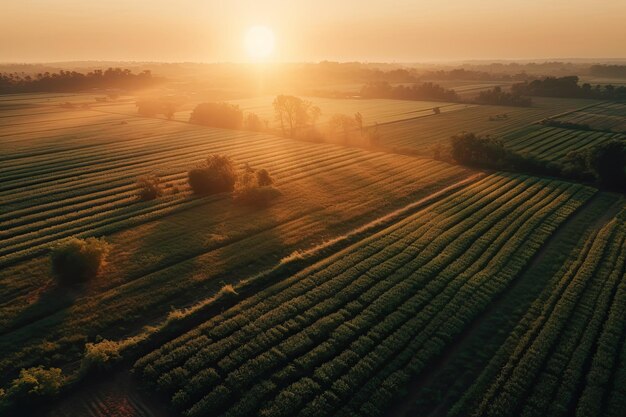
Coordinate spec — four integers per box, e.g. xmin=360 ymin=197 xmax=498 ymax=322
xmin=233 ymin=167 xmax=280 ymax=207
xmin=188 ymin=154 xmax=237 ymax=195
xmin=80 ymin=339 xmax=122 ymax=373
xmin=244 ymin=113 xmax=265 ymax=131
xmin=6 ymin=367 xmax=64 ymax=400
xmin=189 ymin=102 xmax=243 ymax=129
xmin=233 ymin=185 xmax=281 ymax=208
xmin=50 ymin=237 xmax=110 ymax=284
xmin=136 ymin=99 xmax=176 ymax=119
xmin=137 ymin=175 xmax=162 ymax=201
xmin=256 ymin=169 xmax=274 ymax=186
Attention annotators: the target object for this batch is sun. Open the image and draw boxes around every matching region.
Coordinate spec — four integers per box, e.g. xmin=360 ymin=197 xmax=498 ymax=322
xmin=245 ymin=26 xmax=275 ymax=60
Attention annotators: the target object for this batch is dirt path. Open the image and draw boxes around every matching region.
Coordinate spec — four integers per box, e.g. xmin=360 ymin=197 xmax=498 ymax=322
xmin=384 ymin=191 xmax=624 ymax=417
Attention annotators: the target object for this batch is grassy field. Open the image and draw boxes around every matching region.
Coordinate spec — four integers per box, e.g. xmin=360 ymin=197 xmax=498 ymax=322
xmin=375 ymin=98 xmax=598 ymax=149
xmin=133 ymin=173 xmax=595 ymax=417
xmin=0 ymin=93 xmax=473 ymax=385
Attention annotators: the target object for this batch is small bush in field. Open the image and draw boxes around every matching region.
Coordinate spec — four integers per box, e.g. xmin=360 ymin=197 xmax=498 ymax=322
xmin=6 ymin=367 xmax=64 ymax=399
xmin=188 ymin=154 xmax=237 ymax=195
xmin=80 ymin=339 xmax=122 ymax=372
xmin=137 ymin=175 xmax=162 ymax=201
xmin=189 ymin=102 xmax=243 ymax=129
xmin=233 ymin=185 xmax=281 ymax=207
xmin=51 ymin=237 xmax=110 ymax=284
xmin=233 ymin=167 xmax=280 ymax=207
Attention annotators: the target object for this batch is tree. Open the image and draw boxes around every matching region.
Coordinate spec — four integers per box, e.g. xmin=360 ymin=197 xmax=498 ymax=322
xmin=586 ymin=140 xmax=626 ymax=189
xmin=137 ymin=175 xmax=162 ymax=201
xmin=272 ymin=95 xmax=320 ymax=137
xmin=188 ymin=154 xmax=238 ymax=195
xmin=189 ymin=103 xmax=243 ymax=129
xmin=328 ymin=114 xmax=358 ymax=143
xmin=244 ymin=113 xmax=265 ymax=131
xmin=51 ymin=237 xmax=110 ymax=284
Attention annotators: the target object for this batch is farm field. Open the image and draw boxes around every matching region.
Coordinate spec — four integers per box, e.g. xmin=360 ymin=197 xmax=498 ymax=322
xmin=226 ymin=96 xmax=471 ymax=127
xmin=551 ymin=101 xmax=626 ymax=132
xmin=1 ymin=90 xmax=625 ymax=417
xmin=133 ymin=173 xmax=595 ymax=417
xmin=502 ymin=125 xmax=626 ymax=162
xmin=450 ymin=204 xmax=626 ymax=417
xmin=0 ymin=93 xmax=474 ymax=386
xmin=375 ymin=97 xmax=598 ymax=150
xmin=390 ymin=191 xmax=625 ymax=417
xmin=3 ymin=1 xmax=626 ymax=416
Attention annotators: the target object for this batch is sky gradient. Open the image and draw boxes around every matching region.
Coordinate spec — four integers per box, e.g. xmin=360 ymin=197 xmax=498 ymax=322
xmin=2 ymin=0 xmax=625 ymax=63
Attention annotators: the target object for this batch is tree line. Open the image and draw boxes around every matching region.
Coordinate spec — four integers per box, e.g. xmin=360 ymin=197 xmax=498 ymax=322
xmin=0 ymin=68 xmax=159 ymax=93
xmin=360 ymin=81 xmax=459 ymax=101
xmin=511 ymin=76 xmax=626 ymax=100
xmin=449 ymin=132 xmax=626 ymax=191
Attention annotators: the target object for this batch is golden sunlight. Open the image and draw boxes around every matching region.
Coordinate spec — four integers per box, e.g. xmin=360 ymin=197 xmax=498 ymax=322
xmin=244 ymin=25 xmax=275 ymax=60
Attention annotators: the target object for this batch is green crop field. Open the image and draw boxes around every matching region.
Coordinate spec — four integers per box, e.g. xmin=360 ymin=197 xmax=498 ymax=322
xmin=502 ymin=125 xmax=626 ymax=161
xmin=133 ymin=173 xmax=595 ymax=417
xmin=0 ymin=93 xmax=473 ymax=387
xmin=551 ymin=101 xmax=626 ymax=132
xmin=1 ymin=89 xmax=625 ymax=417
xmin=451 ymin=208 xmax=626 ymax=417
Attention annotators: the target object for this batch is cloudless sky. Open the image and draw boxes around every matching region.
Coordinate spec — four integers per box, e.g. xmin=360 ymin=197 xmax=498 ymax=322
xmin=2 ymin=0 xmax=625 ymax=62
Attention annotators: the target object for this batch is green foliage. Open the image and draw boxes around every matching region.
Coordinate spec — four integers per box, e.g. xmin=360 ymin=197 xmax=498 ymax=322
xmin=80 ymin=339 xmax=123 ymax=373
xmin=4 ymin=367 xmax=63 ymax=402
xmin=188 ymin=154 xmax=237 ymax=195
xmin=586 ymin=140 xmax=626 ymax=189
xmin=50 ymin=237 xmax=110 ymax=284
xmin=189 ymin=102 xmax=243 ymax=129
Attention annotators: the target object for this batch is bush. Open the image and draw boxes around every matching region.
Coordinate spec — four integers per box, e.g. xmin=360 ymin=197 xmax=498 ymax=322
xmin=244 ymin=113 xmax=265 ymax=131
xmin=51 ymin=237 xmax=110 ymax=284
xmin=136 ymin=99 xmax=176 ymax=119
xmin=233 ymin=185 xmax=281 ymax=207
xmin=137 ymin=175 xmax=162 ymax=201
xmin=233 ymin=167 xmax=280 ymax=207
xmin=188 ymin=154 xmax=237 ymax=195
xmin=189 ymin=102 xmax=243 ymax=129
xmin=80 ymin=339 xmax=123 ymax=373
xmin=6 ymin=367 xmax=64 ymax=400
xmin=256 ymin=169 xmax=274 ymax=186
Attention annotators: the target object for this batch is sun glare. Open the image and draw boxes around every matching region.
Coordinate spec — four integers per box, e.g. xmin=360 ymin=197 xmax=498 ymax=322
xmin=245 ymin=25 xmax=275 ymax=60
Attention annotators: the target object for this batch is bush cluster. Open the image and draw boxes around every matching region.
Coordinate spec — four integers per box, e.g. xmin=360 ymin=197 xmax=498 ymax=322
xmin=50 ymin=237 xmax=110 ymax=284
xmin=188 ymin=155 xmax=238 ymax=195
xmin=189 ymin=102 xmax=243 ymax=129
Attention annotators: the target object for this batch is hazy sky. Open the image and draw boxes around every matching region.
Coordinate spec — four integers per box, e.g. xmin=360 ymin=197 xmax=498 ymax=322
xmin=2 ymin=0 xmax=625 ymax=62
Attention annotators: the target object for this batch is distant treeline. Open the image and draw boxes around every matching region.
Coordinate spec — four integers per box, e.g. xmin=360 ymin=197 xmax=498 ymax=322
xmin=360 ymin=81 xmax=459 ymax=102
xmin=589 ymin=65 xmax=626 ymax=79
xmin=0 ymin=68 xmax=160 ymax=93
xmin=511 ymin=76 xmax=626 ymax=100
xmin=419 ymin=68 xmax=531 ymax=81
xmin=476 ymin=86 xmax=532 ymax=107
xmin=450 ymin=132 xmax=626 ymax=190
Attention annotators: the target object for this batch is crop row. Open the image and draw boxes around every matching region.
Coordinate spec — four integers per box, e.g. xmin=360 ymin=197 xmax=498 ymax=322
xmin=451 ymin=212 xmax=626 ymax=417
xmin=134 ymin=174 xmax=594 ymax=417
